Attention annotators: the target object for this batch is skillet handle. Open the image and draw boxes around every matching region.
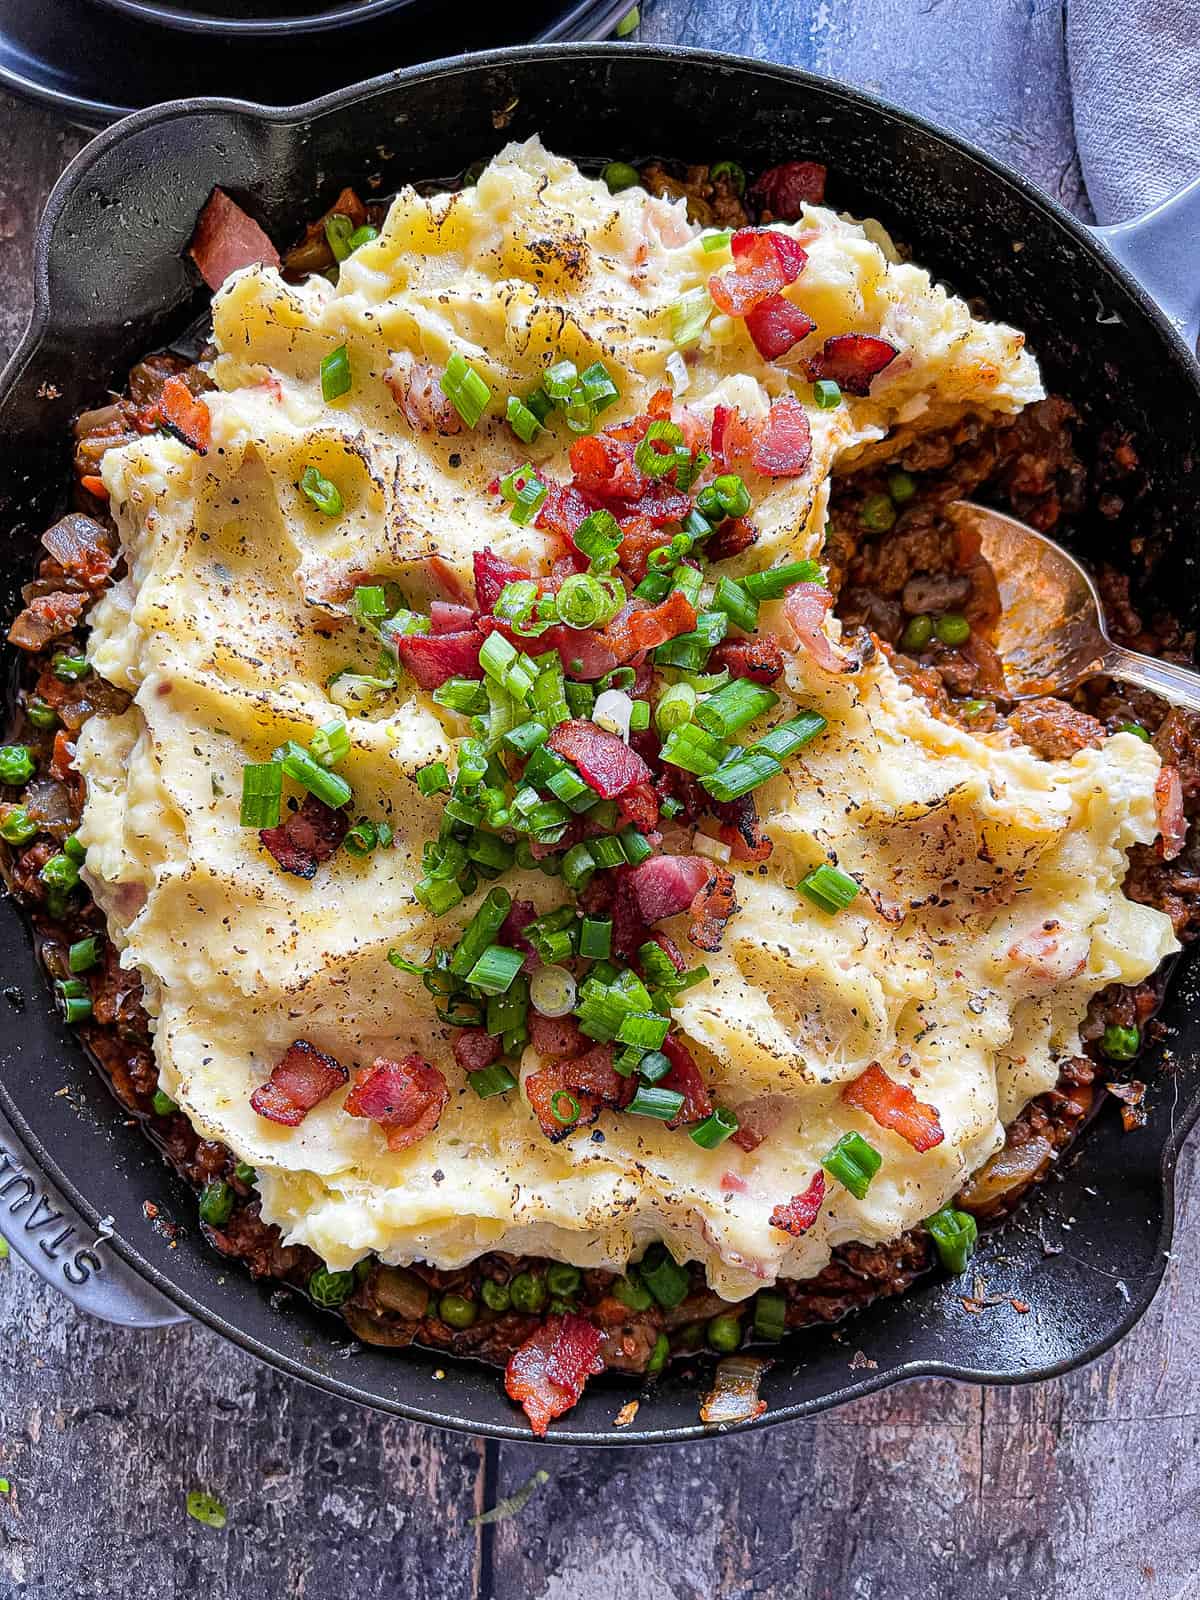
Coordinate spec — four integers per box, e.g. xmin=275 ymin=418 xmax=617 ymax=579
xmin=1092 ymin=177 xmax=1200 ymax=359
xmin=0 ymin=1104 xmax=187 ymax=1329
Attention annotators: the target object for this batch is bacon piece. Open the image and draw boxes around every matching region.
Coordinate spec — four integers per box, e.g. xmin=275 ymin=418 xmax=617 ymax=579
xmin=782 ymin=582 xmax=853 ymax=674
xmin=609 ymin=484 xmax=694 ymax=528
xmin=660 ymin=1034 xmax=713 ymax=1127
xmin=188 ymin=188 xmax=281 ymax=290
xmin=750 ymin=160 xmax=827 ymax=217
xmin=250 ymin=1039 xmax=347 ymax=1127
xmin=705 ymin=515 xmax=758 ymax=563
xmin=344 ymin=1053 xmax=449 ymax=1151
xmin=529 ymin=1013 xmax=587 ymax=1061
xmin=745 ymin=295 xmax=816 ymax=361
xmin=617 ymin=515 xmax=672 ymax=583
xmin=600 ymin=590 xmax=697 ymax=663
xmin=394 ymin=629 xmax=483 ymax=689
xmin=629 ymin=854 xmax=711 ymax=923
xmin=385 ymin=355 xmax=463 ymax=435
xmin=715 ymin=794 xmax=772 ymax=862
xmin=569 ymin=433 xmax=645 ymax=500
xmin=474 ymin=548 xmax=532 ymax=612
xmin=505 ymin=1313 xmax=604 ymax=1435
xmin=536 ymin=481 xmax=595 ymax=539
xmin=608 ymin=870 xmax=653 ymax=963
xmin=546 ymin=719 xmax=652 ymax=799
xmin=731 ymin=227 xmax=809 ymax=279
xmin=689 ymin=865 xmax=738 ymax=952
xmin=41 ymin=513 xmax=115 ymax=589
xmin=564 ymin=1043 xmax=630 ymax=1108
xmin=525 ymin=1061 xmax=602 ymax=1141
xmin=259 ymin=792 xmax=349 ymax=877
xmin=475 ymin=614 xmax=618 ymax=683
xmin=1156 ymin=764 xmax=1187 ymax=860
xmin=731 ymin=1125 xmax=765 ymax=1154
xmin=769 ymin=1172 xmax=826 ymax=1236
xmin=452 ymin=1029 xmax=500 ymax=1074
xmin=426 ymin=555 xmax=472 ymax=607
xmin=710 ymin=634 xmax=785 ymax=684
xmin=806 ymin=333 xmax=899 ymax=396
xmin=80 ymin=475 xmax=108 ymax=500
xmin=616 ymin=781 xmax=659 ymax=833
xmin=430 ymin=600 xmax=476 ymax=634
xmin=498 ymin=898 xmax=539 ymax=973
xmin=48 ymin=731 xmax=76 ymax=783
xmin=842 ymin=1062 xmax=945 ymax=1153
xmin=648 ymin=930 xmax=686 ymax=973
xmin=157 ymin=376 xmax=211 ymax=454
xmin=709 ymin=232 xmax=804 ymax=317
xmin=8 ymin=590 xmax=88 ymax=651
xmin=752 ymin=396 xmax=812 ymax=477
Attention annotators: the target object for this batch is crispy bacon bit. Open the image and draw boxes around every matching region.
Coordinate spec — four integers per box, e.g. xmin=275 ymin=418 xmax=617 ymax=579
xmin=188 ymin=188 xmax=281 ymax=290
xmin=394 ymin=629 xmax=483 ymax=689
xmin=426 ymin=555 xmax=472 ymax=607
xmin=731 ymin=1125 xmax=765 ymax=1153
xmin=564 ymin=1043 xmax=631 ymax=1108
xmin=8 ymin=590 xmax=88 ymax=651
xmin=745 ymin=295 xmax=816 ymax=361
xmin=157 ymin=376 xmax=211 ymax=454
xmin=730 ymin=227 xmax=809 ymax=278
xmin=569 ymin=432 xmax=645 ymax=500
xmin=616 ymin=781 xmax=660 ymax=833
xmin=842 ymin=1062 xmax=945 ymax=1153
xmin=385 ymin=355 xmax=463 ymax=436
xmin=705 ymin=515 xmax=758 ymax=563
xmin=617 ymin=516 xmax=673 ymax=583
xmin=547 ymin=719 xmax=652 ymax=799
xmin=41 ymin=513 xmax=116 ymax=589
xmin=1155 ymin=764 xmax=1186 ymax=860
xmin=48 ymin=730 xmax=76 ymax=783
xmin=498 ymin=898 xmax=539 ymax=972
xmin=750 ymin=160 xmax=827 ymax=217
xmin=629 ymin=854 xmax=711 ymax=923
xmin=475 ymin=614 xmax=619 ymax=683
xmin=344 ymin=1054 xmax=449 ymax=1151
xmin=660 ymin=1034 xmax=713 ymax=1127
xmin=752 ymin=396 xmax=812 ymax=477
xmin=537 ymin=481 xmax=595 ymax=539
xmin=709 ymin=231 xmax=806 ymax=318
xmin=505 ymin=1313 xmax=604 ymax=1435
xmin=430 ymin=600 xmax=476 ymax=634
xmin=689 ymin=864 xmax=739 ymax=952
xmin=1107 ymin=1079 xmax=1148 ymax=1132
xmin=782 ymin=582 xmax=854 ymax=674
xmin=715 ymin=794 xmax=772 ymax=862
xmin=710 ymin=633 xmax=785 ymax=684
xmin=79 ymin=474 xmax=107 ymax=500
xmin=474 ymin=548 xmax=532 ymax=612
xmin=451 ymin=1029 xmax=500 ymax=1074
xmin=529 ymin=1012 xmax=587 ymax=1061
xmin=250 ymin=1039 xmax=347 ymax=1127
xmin=525 ymin=1061 xmax=602 ymax=1141
xmin=806 ymin=333 xmax=899 ymax=396
xmin=600 ymin=590 xmax=697 ymax=663
xmin=770 ymin=1171 xmax=826 ymax=1236
xmin=259 ymin=792 xmax=349 ymax=877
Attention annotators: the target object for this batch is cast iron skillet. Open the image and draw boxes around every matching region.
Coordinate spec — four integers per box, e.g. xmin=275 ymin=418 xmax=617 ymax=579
xmin=1 ymin=45 xmax=1199 ymax=1445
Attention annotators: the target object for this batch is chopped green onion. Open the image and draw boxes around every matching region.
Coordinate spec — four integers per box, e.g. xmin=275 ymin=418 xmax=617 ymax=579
xmin=637 ymin=1050 xmax=671 ymax=1084
xmin=186 ymin=1491 xmax=227 ymax=1530
xmin=628 ymin=1085 xmax=685 ymax=1120
xmin=299 ymin=465 xmax=343 ymax=517
xmin=711 ymin=576 xmax=758 ymax=633
xmin=629 ymin=698 xmax=651 ymax=732
xmin=487 ymin=973 xmax=529 ymax=1037
xmin=647 ymin=1331 xmax=670 ymax=1374
xmin=935 ymin=613 xmax=971 ymax=647
xmin=56 ymin=976 xmax=92 ymax=1024
xmin=634 ymin=419 xmax=686 ymax=478
xmin=695 ymin=678 xmax=779 ymax=739
xmin=327 ymin=671 xmax=394 ymax=712
xmin=800 ymin=863 xmax=860 ymax=914
xmin=198 ymin=1179 xmax=234 ymax=1226
xmin=579 ymin=917 xmax=613 ymax=960
xmin=602 ymin=161 xmax=641 ymax=193
xmin=343 ymin=818 xmax=378 ymax=856
xmin=348 ymin=223 xmax=378 ymax=250
xmin=617 ymin=1011 xmax=671 ymax=1050
xmin=52 ymin=653 xmax=90 ymax=682
xmin=68 ymin=935 xmax=103 ymax=974
xmin=440 ymin=351 xmax=491 ymax=429
xmin=561 ymin=841 xmax=597 ymax=890
xmin=0 ymin=806 xmax=37 ymax=845
xmin=579 ymin=361 xmax=620 ymax=415
xmin=529 ymin=964 xmax=577 ymax=1019
xmin=386 ymin=949 xmax=426 ymax=975
xmin=469 ymin=1063 xmax=518 ymax=1099
xmin=0 ymin=746 xmax=35 ymax=785
xmin=822 ymin=1130 xmax=882 ymax=1199
xmin=506 ymin=394 xmax=542 ymax=444
xmin=573 ymin=508 xmax=623 ymax=565
xmin=655 ymin=681 xmax=696 ymax=737
xmin=639 ymin=1243 xmax=690 ymax=1309
xmin=697 ymin=473 xmax=751 ymax=521
xmin=320 ymin=344 xmax=351 ymax=403
xmin=669 ymin=288 xmax=712 ymax=349
xmin=551 ymin=1089 xmax=582 ymax=1124
xmin=416 ymin=761 xmax=450 ymax=796
xmin=900 ymin=614 xmax=934 ymax=652
xmin=859 ymin=493 xmax=897 ymax=533
xmin=151 ymin=1088 xmax=177 ymax=1116
xmin=701 ymin=230 xmax=733 ymax=253
xmin=1101 ymin=1023 xmax=1140 ymax=1061
xmin=710 ymin=159 xmax=747 ymax=196
xmin=753 ymin=1290 xmax=787 ymax=1341
xmin=925 ymin=1207 xmax=978 ymax=1275
xmin=324 ymin=213 xmax=355 ymax=262
xmin=741 ymin=561 xmax=823 ymax=602
xmin=660 ymin=722 xmax=729 ymax=777
xmin=276 ymin=741 xmax=352 ymax=809
xmin=310 ymin=719 xmax=350 ymax=768
xmin=699 ymin=750 xmax=780 ymax=801
xmin=813 ymin=378 xmax=842 ymax=408
xmin=617 ymin=824 xmax=652 ymax=866
xmin=689 ymin=1107 xmax=739 ymax=1149
xmin=543 ymin=358 xmax=578 ymax=400
xmin=415 ymin=875 xmax=464 ymax=915
xmin=751 ymin=710 xmax=828 ymax=761
xmin=500 ymin=463 xmax=548 ymax=526
xmin=707 ymin=1313 xmax=742 ymax=1353
xmin=449 ymin=886 xmax=511 ymax=977
xmin=433 ymin=677 xmax=489 ymax=716
xmin=465 ymin=944 xmax=525 ymax=996
xmin=556 ymin=573 xmax=609 ymax=629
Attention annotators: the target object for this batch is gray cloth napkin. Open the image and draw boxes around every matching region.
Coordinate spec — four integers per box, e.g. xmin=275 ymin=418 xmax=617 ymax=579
xmin=1067 ymin=0 xmax=1200 ymax=223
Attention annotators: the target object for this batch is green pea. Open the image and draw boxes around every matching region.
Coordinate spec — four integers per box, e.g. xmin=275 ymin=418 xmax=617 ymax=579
xmin=887 ymin=470 xmax=917 ymax=503
xmin=198 ymin=1180 xmax=234 ymax=1227
xmin=150 ymin=1089 xmax=176 ymax=1116
xmin=935 ymin=612 xmax=971 ymax=647
xmin=481 ymin=1279 xmax=512 ymax=1313
xmin=602 ymin=162 xmax=641 ymax=195
xmin=900 ymin=614 xmax=934 ymax=652
xmin=509 ymin=1271 xmax=547 ymax=1314
xmin=546 ymin=1262 xmax=582 ymax=1297
xmin=0 ymin=807 xmax=37 ymax=845
xmin=548 ymin=1296 xmax=577 ymax=1316
xmin=859 ymin=493 xmax=897 ymax=534
xmin=672 ymin=1322 xmax=705 ymax=1354
xmin=1118 ymin=721 xmax=1151 ymax=742
xmin=438 ymin=1292 xmax=478 ymax=1329
xmin=24 ymin=698 xmax=57 ymax=730
xmin=710 ymin=160 xmax=747 ymax=196
xmin=0 ymin=746 xmax=35 ymax=786
xmin=309 ymin=1268 xmax=356 ymax=1308
xmin=646 ymin=1331 xmax=670 ymax=1375
xmin=1101 ymin=1023 xmax=1140 ymax=1062
xmin=612 ymin=1273 xmax=653 ymax=1313
xmin=706 ymin=1314 xmax=742 ymax=1353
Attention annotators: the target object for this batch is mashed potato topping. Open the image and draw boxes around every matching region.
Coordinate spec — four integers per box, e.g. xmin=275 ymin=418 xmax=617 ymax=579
xmin=75 ymin=140 xmax=1176 ymax=1300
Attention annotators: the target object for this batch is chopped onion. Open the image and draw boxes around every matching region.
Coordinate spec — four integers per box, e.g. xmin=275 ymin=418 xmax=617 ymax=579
xmin=699 ymin=1355 xmax=771 ymax=1425
xmin=693 ymin=831 xmax=731 ymax=864
xmin=529 ymin=964 xmax=577 ymax=1018
xmin=666 ymin=351 xmax=690 ymax=395
xmin=593 ymin=687 xmax=633 ymax=742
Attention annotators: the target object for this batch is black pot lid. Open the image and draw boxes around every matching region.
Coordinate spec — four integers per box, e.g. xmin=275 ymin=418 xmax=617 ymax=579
xmin=0 ymin=0 xmax=636 ymax=126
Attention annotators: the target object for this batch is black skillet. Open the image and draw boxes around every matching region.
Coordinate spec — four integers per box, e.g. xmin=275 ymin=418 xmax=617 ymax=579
xmin=0 ymin=45 xmax=1198 ymax=1444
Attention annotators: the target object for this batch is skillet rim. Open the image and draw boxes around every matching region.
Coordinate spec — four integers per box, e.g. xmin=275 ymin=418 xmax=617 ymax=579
xmin=2 ymin=40 xmax=1199 ymax=1445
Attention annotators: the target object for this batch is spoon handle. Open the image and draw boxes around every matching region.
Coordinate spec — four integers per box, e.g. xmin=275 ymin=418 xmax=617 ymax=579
xmin=1102 ymin=644 xmax=1200 ymax=715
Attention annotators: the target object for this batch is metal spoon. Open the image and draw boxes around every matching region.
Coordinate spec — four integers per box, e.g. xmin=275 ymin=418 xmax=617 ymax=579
xmin=948 ymin=501 xmax=1200 ymax=714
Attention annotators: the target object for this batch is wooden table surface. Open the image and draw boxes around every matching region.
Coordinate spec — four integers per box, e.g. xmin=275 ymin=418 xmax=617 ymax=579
xmin=1 ymin=4 xmax=1195 ymax=1597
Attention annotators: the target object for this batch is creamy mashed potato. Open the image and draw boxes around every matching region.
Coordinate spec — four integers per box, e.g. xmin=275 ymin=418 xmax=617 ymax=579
xmin=75 ymin=140 xmax=1176 ymax=1300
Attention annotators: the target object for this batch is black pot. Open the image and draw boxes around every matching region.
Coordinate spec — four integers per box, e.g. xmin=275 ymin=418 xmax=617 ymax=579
xmin=1 ymin=44 xmax=1198 ymax=1444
